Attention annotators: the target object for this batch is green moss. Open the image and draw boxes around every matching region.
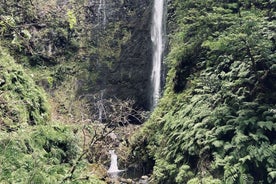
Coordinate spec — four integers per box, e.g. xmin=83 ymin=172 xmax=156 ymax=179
xmin=0 ymin=46 xmax=50 ymax=128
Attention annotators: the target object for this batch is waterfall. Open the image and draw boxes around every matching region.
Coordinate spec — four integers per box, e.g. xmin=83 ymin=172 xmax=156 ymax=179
xmin=108 ymin=150 xmax=119 ymax=172
xmin=150 ymin=0 xmax=165 ymax=109
xmin=97 ymin=90 xmax=104 ymax=122
xmin=107 ymin=150 xmax=124 ymax=178
xmin=98 ymin=0 xmax=107 ymax=26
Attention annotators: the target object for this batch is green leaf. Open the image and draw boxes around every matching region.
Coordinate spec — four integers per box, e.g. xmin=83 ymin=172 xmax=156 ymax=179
xmin=258 ymin=121 xmax=275 ymax=131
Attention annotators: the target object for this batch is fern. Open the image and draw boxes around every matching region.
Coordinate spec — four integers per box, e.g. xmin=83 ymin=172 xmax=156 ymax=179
xmin=232 ymin=131 xmax=250 ymax=145
xmin=175 ymin=165 xmax=194 ymax=183
xmin=268 ymin=170 xmax=276 ymax=183
xmin=224 ymin=164 xmax=240 ymax=184
xmin=187 ymin=176 xmax=222 ymax=184
xmin=224 ymin=164 xmax=253 ymax=184
xmin=257 ymin=121 xmax=275 ymax=131
xmin=135 ymin=1 xmax=276 ymax=183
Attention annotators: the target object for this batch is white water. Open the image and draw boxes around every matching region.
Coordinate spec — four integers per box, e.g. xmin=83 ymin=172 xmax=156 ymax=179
xmin=97 ymin=90 xmax=104 ymax=122
xmin=107 ymin=150 xmax=124 ymax=178
xmin=150 ymin=0 xmax=165 ymax=109
xmin=98 ymin=0 xmax=107 ymax=26
xmin=108 ymin=150 xmax=119 ymax=172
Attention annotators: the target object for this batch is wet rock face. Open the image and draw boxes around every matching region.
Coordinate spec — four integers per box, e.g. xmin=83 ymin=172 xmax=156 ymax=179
xmin=83 ymin=0 xmax=153 ymax=110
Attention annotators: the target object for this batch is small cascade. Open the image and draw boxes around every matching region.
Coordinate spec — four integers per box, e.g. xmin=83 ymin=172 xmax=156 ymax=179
xmin=97 ymin=90 xmax=105 ymax=122
xmin=98 ymin=0 xmax=107 ymax=27
xmin=107 ymin=150 xmax=124 ymax=178
xmin=150 ymin=0 xmax=165 ymax=110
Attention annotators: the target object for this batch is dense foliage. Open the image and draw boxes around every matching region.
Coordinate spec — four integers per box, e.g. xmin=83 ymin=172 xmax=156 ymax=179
xmin=0 ymin=46 xmax=49 ymax=129
xmin=133 ymin=0 xmax=276 ymax=183
xmin=0 ymin=46 xmax=104 ymax=183
xmin=0 ymin=1 xmax=150 ymax=182
xmin=1 ymin=0 xmax=276 ymax=183
xmin=1 ymin=125 xmax=76 ymax=183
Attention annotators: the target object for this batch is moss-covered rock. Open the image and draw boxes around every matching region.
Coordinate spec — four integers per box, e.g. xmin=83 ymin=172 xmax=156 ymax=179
xmin=0 ymin=0 xmax=153 ymax=111
xmin=79 ymin=0 xmax=153 ymax=110
xmin=0 ymin=46 xmax=50 ymax=129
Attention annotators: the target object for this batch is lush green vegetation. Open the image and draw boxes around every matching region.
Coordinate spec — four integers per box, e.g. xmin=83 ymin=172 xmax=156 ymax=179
xmin=0 ymin=0 xmax=149 ymax=182
xmin=0 ymin=1 xmax=110 ymax=182
xmin=0 ymin=46 xmax=49 ymax=129
xmin=0 ymin=46 xmax=105 ymax=183
xmin=1 ymin=125 xmax=76 ymax=183
xmin=133 ymin=0 xmax=276 ymax=183
xmin=1 ymin=0 xmax=276 ymax=183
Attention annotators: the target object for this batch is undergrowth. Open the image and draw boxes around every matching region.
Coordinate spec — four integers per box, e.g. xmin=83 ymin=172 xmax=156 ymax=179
xmin=133 ymin=1 xmax=276 ymax=183
xmin=0 ymin=45 xmax=104 ymax=183
xmin=0 ymin=124 xmax=105 ymax=184
xmin=0 ymin=45 xmax=49 ymax=129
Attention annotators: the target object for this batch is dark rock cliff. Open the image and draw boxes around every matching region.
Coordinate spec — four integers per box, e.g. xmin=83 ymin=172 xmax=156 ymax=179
xmin=0 ymin=0 xmax=153 ymax=116
xmin=82 ymin=0 xmax=153 ymax=110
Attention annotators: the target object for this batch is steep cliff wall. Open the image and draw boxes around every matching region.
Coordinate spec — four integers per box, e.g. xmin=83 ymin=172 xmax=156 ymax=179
xmin=82 ymin=0 xmax=153 ymax=110
xmin=0 ymin=0 xmax=153 ymax=114
xmin=0 ymin=0 xmax=154 ymax=182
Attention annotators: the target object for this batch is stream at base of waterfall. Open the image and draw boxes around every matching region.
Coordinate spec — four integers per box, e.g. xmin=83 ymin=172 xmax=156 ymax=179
xmin=107 ymin=149 xmax=149 ymax=184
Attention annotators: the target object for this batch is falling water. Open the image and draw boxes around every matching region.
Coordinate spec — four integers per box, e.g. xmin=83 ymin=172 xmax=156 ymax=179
xmin=107 ymin=150 xmax=124 ymax=178
xmin=97 ymin=90 xmax=104 ymax=122
xmin=150 ymin=0 xmax=165 ymax=109
xmin=98 ymin=0 xmax=107 ymax=26
xmin=108 ymin=150 xmax=119 ymax=172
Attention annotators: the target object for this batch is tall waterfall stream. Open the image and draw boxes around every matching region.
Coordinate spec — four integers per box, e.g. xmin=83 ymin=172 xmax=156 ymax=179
xmin=107 ymin=0 xmax=166 ymax=182
xmin=150 ymin=0 xmax=165 ymax=110
xmin=98 ymin=0 xmax=107 ymax=27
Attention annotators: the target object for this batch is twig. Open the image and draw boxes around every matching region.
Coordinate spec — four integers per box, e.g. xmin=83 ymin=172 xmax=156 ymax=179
xmin=82 ymin=127 xmax=86 ymax=150
xmin=61 ymin=124 xmax=116 ymax=183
